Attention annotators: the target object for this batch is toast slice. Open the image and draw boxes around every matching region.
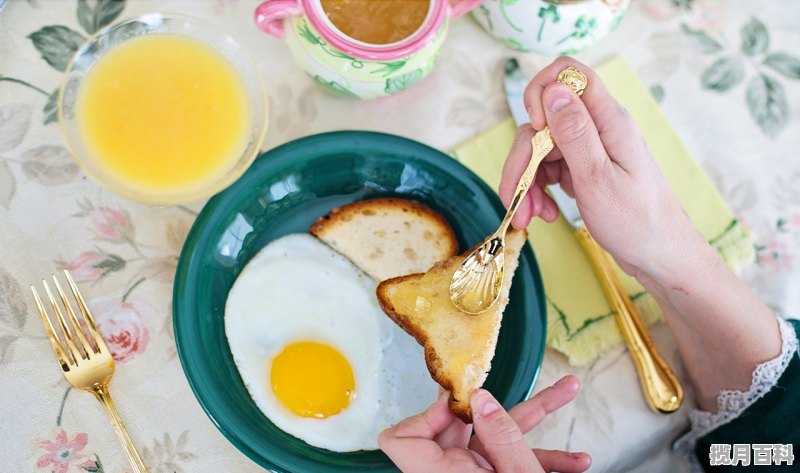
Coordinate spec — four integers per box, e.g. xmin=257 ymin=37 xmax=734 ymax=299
xmin=310 ymin=198 xmax=458 ymax=282
xmin=376 ymin=229 xmax=527 ymax=423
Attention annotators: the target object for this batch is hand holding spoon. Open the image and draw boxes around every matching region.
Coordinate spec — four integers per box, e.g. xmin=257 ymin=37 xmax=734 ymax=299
xmin=449 ymin=67 xmax=588 ymax=314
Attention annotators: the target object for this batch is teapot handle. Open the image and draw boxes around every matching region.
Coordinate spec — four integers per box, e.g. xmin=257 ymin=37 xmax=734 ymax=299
xmin=255 ymin=0 xmax=304 ymax=38
xmin=449 ymin=0 xmax=481 ymax=18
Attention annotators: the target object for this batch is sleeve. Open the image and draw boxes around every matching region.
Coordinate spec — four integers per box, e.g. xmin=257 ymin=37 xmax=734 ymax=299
xmin=673 ymin=317 xmax=800 ymax=472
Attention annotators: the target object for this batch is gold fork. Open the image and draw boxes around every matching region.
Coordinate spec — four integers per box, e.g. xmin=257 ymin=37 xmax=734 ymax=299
xmin=31 ymin=270 xmax=149 ymax=473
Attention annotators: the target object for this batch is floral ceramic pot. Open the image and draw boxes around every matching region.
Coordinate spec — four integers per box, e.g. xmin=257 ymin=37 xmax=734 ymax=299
xmin=255 ymin=0 xmax=480 ymax=99
xmin=472 ymin=0 xmax=630 ymax=55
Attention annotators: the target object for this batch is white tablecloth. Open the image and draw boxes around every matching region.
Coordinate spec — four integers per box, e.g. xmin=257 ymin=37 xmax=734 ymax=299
xmin=1 ymin=1 xmax=798 ymax=472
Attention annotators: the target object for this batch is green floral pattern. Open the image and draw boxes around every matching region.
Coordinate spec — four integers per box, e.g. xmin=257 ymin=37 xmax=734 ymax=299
xmin=297 ymin=20 xmax=364 ymax=69
xmin=286 ymin=15 xmax=446 ymax=99
xmin=1 ymin=2 xmax=799 ymax=472
xmin=557 ymin=15 xmax=598 ymax=45
xmin=310 ymin=74 xmax=360 ymax=99
xmin=537 ymin=4 xmax=560 ymax=42
xmin=499 ymin=0 xmax=523 ymax=33
xmin=384 ymin=69 xmax=424 ymax=94
xmin=687 ymin=17 xmax=797 ymax=137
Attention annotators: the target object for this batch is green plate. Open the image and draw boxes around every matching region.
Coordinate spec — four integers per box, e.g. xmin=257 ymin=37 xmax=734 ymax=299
xmin=173 ymin=131 xmax=546 ymax=472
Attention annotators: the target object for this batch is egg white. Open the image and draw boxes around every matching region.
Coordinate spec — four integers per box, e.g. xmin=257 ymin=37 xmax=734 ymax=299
xmin=225 ymin=233 xmax=438 ymax=452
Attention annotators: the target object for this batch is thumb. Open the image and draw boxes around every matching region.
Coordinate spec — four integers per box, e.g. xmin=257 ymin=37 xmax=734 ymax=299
xmin=471 ymin=389 xmax=541 ymax=473
xmin=541 ymin=82 xmax=609 ymax=186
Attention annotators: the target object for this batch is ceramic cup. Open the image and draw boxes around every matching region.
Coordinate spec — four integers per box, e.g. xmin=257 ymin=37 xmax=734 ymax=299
xmin=255 ymin=0 xmax=479 ymax=99
xmin=472 ymin=0 xmax=629 ymax=55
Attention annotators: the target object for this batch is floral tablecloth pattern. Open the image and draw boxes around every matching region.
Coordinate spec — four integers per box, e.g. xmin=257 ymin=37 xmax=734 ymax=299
xmin=1 ymin=1 xmax=798 ymax=472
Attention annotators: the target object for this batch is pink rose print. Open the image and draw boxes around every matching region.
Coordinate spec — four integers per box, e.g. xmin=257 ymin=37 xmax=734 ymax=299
xmin=90 ymin=296 xmax=156 ymax=363
xmin=91 ymin=207 xmax=134 ymax=242
xmin=36 ymin=429 xmax=96 ymax=473
xmin=62 ymin=251 xmax=125 ymax=282
xmin=788 ymin=213 xmax=800 ymax=232
xmin=63 ymin=252 xmax=104 ymax=281
xmin=639 ymin=0 xmax=679 ymax=20
xmin=756 ymin=239 xmax=792 ymax=271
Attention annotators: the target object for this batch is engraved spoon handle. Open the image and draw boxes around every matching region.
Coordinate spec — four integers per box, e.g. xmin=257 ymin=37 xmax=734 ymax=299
xmin=498 ymin=67 xmax=587 ymax=235
xmin=497 ymin=129 xmax=554 ymax=235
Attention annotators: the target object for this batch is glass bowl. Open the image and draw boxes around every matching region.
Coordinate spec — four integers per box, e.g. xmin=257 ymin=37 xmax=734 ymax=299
xmin=58 ymin=13 xmax=269 ymax=205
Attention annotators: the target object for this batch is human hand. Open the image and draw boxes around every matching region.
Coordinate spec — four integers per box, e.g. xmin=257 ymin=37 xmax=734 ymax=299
xmin=499 ymin=57 xmax=710 ymax=282
xmin=379 ymin=375 xmax=591 ymax=473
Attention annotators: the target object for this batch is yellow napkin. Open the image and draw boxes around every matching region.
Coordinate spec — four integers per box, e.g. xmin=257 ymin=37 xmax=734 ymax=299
xmin=452 ymin=57 xmax=754 ymax=366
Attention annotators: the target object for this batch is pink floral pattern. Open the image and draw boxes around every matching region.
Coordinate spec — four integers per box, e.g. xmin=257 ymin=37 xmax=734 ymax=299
xmin=640 ymin=0 xmax=725 ymax=34
xmin=63 ymin=252 xmax=105 ymax=280
xmin=90 ymin=297 xmax=156 ymax=363
xmin=0 ymin=1 xmax=796 ymax=471
xmin=36 ymin=429 xmax=96 ymax=473
xmin=90 ymin=207 xmax=134 ymax=243
xmin=756 ymin=239 xmax=792 ymax=272
xmin=61 ymin=251 xmax=126 ymax=282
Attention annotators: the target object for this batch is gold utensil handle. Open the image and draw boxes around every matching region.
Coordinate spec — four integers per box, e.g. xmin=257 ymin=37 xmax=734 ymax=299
xmin=92 ymin=385 xmax=149 ymax=473
xmin=500 ymin=67 xmax=586 ymax=234
xmin=575 ymin=227 xmax=684 ymax=413
xmin=500 ymin=128 xmax=555 ymax=233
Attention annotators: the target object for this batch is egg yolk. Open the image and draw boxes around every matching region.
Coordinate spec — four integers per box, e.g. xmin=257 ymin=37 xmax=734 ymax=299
xmin=270 ymin=341 xmax=355 ymax=419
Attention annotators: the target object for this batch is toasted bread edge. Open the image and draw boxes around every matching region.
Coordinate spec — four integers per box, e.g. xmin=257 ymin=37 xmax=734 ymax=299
xmin=310 ymin=197 xmax=458 ymax=254
xmin=376 ymin=270 xmax=473 ymax=423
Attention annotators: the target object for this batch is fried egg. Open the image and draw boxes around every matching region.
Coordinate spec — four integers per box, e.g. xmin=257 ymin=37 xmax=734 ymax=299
xmin=224 ymin=233 xmax=438 ymax=452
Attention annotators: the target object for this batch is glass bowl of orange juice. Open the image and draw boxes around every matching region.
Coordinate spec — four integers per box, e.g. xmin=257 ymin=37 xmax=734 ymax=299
xmin=59 ymin=13 xmax=269 ymax=205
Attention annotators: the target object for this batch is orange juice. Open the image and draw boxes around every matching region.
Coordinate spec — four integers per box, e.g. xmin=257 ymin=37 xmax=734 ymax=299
xmin=76 ymin=34 xmax=251 ymax=195
xmin=320 ymin=0 xmax=430 ymax=45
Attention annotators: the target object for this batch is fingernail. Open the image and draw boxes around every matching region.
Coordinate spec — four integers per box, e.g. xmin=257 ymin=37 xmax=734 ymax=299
xmin=526 ymin=106 xmax=533 ymax=118
xmin=548 ymin=91 xmax=571 ymax=113
xmin=472 ymin=390 xmax=500 ymax=416
xmin=556 ymin=375 xmax=570 ymax=385
xmin=572 ymin=452 xmax=586 ymax=459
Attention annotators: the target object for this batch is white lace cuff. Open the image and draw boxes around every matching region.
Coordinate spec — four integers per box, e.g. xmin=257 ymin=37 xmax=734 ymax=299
xmin=673 ymin=317 xmax=799 ymax=472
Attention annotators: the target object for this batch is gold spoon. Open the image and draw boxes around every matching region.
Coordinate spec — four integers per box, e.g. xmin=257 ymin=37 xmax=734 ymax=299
xmin=450 ymin=67 xmax=587 ymax=314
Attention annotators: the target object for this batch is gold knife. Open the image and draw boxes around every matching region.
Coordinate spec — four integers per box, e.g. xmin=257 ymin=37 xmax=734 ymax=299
xmin=503 ymin=59 xmax=683 ymax=413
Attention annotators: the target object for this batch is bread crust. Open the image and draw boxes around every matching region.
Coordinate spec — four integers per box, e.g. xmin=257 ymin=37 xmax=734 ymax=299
xmin=376 ymin=229 xmax=527 ymax=423
xmin=376 ymin=269 xmax=471 ymax=421
xmin=310 ymin=197 xmax=457 ymax=257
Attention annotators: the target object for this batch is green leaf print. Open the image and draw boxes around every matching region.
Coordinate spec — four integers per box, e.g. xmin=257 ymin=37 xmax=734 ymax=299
xmin=500 ymin=0 xmax=523 ymax=33
xmin=76 ymin=0 xmax=126 ymax=35
xmin=680 ymin=24 xmax=722 ymax=54
xmin=763 ymin=52 xmax=800 ymax=80
xmin=537 ymin=5 xmax=560 ymax=42
xmin=476 ymin=5 xmax=493 ymax=32
xmin=741 ymin=17 xmax=769 ymax=56
xmin=323 ymin=47 xmax=363 ymax=68
xmin=42 ymin=88 xmax=59 ymax=125
xmin=501 ymin=37 xmax=526 ymax=51
xmin=310 ymin=75 xmax=359 ymax=99
xmin=746 ymin=73 xmax=788 ymax=137
xmin=83 ymin=454 xmax=105 ymax=472
xmin=559 ymin=47 xmax=582 ymax=56
xmin=298 ymin=21 xmax=322 ymax=45
xmin=371 ymin=60 xmax=407 ymax=77
xmin=650 ymin=84 xmax=664 ymax=103
xmin=27 ymin=25 xmax=86 ymax=72
xmin=556 ymin=15 xmax=597 ymax=45
xmin=385 ymin=69 xmax=423 ymax=94
xmin=609 ymin=12 xmax=625 ymax=31
xmin=701 ymin=56 xmax=744 ymax=92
